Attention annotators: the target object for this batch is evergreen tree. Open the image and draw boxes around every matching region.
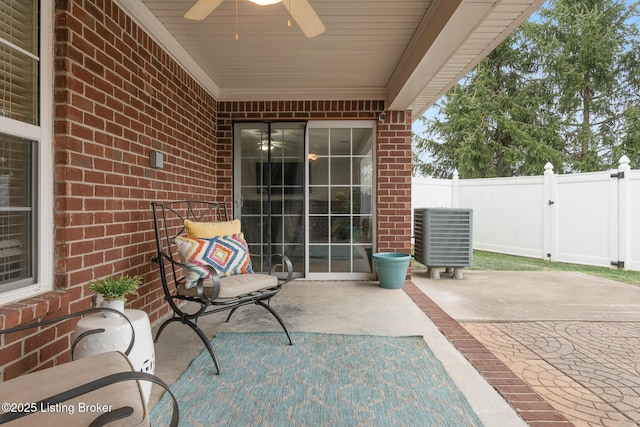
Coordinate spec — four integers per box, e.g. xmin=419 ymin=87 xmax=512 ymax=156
xmin=529 ymin=0 xmax=640 ymax=171
xmin=413 ymin=0 xmax=640 ymax=177
xmin=414 ymin=29 xmax=564 ymax=178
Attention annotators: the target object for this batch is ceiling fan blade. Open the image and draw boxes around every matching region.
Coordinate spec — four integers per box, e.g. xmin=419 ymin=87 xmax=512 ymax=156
xmin=282 ymin=0 xmax=325 ymax=38
xmin=184 ymin=0 xmax=225 ymax=20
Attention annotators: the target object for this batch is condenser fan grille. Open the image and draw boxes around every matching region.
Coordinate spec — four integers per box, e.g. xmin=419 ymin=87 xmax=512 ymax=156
xmin=414 ymin=208 xmax=473 ymax=267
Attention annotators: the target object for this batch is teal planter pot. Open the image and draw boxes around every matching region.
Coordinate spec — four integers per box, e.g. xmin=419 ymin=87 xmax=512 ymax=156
xmin=373 ymin=252 xmax=411 ymax=289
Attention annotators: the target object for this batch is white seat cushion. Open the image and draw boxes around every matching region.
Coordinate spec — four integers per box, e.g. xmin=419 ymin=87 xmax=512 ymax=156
xmin=179 ymin=273 xmax=277 ymax=299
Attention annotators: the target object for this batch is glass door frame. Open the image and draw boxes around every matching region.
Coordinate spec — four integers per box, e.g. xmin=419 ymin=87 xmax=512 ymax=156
xmin=233 ymin=120 xmax=377 ymax=280
xmin=233 ymin=121 xmax=307 ymax=278
xmin=305 ymin=120 xmax=377 ymax=280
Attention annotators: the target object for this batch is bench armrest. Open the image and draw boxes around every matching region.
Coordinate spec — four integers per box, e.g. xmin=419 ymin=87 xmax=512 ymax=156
xmin=252 ymin=253 xmax=293 ymax=285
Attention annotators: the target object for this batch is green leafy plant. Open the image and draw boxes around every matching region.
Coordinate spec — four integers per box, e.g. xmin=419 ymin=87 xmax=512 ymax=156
xmin=88 ymin=275 xmax=142 ymax=299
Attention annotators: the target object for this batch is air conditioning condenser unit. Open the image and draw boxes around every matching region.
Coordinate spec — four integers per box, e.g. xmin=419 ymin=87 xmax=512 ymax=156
xmin=414 ymin=208 xmax=473 ymax=279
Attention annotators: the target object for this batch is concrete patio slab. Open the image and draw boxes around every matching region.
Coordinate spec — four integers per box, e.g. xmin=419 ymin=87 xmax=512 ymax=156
xmin=411 ymin=269 xmax=640 ymax=426
xmin=412 ymin=270 xmax=640 ymax=322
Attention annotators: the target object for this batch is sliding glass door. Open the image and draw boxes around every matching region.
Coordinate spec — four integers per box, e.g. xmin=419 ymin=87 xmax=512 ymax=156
xmin=306 ymin=121 xmax=374 ymax=279
xmin=234 ymin=120 xmax=375 ymax=279
xmin=234 ymin=122 xmax=306 ymax=277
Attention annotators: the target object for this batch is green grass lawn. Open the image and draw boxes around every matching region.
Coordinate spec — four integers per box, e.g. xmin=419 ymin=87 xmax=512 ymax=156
xmin=413 ymin=250 xmax=640 ymax=285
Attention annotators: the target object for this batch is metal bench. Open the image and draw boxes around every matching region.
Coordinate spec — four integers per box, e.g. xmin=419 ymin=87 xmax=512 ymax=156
xmin=151 ymin=200 xmax=293 ymax=375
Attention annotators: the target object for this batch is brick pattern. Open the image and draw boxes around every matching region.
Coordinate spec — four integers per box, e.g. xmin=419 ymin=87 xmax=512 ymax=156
xmin=0 ymin=293 xmax=71 ymax=381
xmin=403 ymin=281 xmax=574 ymax=426
xmin=375 ymin=110 xmax=412 ymax=255
xmin=1 ymin=0 xmax=220 ymax=379
xmin=53 ymin=0 xmax=218 ymax=316
xmin=466 ymin=321 xmax=640 ymax=426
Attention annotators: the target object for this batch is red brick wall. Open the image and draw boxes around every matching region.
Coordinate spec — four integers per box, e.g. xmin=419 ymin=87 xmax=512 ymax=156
xmin=376 ymin=110 xmax=413 ymax=255
xmin=53 ymin=0 xmax=218 ymax=317
xmin=0 ymin=293 xmax=71 ymax=380
xmin=1 ymin=0 xmax=219 ymax=380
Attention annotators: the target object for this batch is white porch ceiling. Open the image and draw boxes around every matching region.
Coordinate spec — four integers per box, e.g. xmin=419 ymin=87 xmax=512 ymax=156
xmin=119 ymin=0 xmax=544 ymax=119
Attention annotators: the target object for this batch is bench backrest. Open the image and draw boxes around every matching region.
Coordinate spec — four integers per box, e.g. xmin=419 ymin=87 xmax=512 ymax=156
xmin=151 ymin=200 xmax=231 ymax=291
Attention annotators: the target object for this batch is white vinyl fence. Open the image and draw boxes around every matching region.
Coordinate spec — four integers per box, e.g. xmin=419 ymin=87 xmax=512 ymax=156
xmin=412 ymin=156 xmax=640 ymax=271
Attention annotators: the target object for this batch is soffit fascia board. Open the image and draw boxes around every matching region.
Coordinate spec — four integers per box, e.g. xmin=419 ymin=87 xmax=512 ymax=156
xmin=411 ymin=0 xmax=547 ymax=118
xmin=219 ymin=87 xmax=388 ymax=103
xmin=386 ymin=0 xmax=495 ymax=112
xmin=112 ymin=0 xmax=220 ymax=99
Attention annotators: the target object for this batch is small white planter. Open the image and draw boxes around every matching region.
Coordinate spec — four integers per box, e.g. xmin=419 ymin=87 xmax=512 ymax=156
xmin=100 ymin=298 xmax=125 ymax=318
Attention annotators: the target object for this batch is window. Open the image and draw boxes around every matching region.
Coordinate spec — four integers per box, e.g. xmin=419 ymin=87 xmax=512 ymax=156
xmin=0 ymin=0 xmax=39 ymax=124
xmin=0 ymin=0 xmax=53 ymax=303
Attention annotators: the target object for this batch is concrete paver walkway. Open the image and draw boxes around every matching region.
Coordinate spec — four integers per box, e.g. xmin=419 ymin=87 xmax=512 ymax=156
xmin=465 ymin=322 xmax=640 ymax=426
xmin=412 ymin=270 xmax=640 ymax=427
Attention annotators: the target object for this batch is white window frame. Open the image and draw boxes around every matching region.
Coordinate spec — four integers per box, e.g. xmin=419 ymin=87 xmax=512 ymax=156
xmin=0 ymin=1 xmax=54 ymax=305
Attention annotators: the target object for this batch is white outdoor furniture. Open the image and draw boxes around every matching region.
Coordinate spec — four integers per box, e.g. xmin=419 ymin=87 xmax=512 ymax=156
xmin=74 ymin=308 xmax=156 ymax=403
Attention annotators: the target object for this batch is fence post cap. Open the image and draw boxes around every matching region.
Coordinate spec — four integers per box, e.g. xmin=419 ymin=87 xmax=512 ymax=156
xmin=619 ymin=155 xmax=630 ymax=169
xmin=544 ymin=162 xmax=554 ymax=173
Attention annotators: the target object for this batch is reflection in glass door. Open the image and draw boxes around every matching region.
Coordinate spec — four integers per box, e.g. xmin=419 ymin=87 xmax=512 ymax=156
xmin=307 ymin=121 xmax=374 ymax=279
xmin=234 ymin=123 xmax=305 ymax=277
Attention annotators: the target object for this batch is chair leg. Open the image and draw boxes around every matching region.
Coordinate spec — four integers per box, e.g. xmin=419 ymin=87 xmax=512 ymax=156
xmin=256 ymin=300 xmax=293 ymax=345
xmin=182 ymin=320 xmax=222 ymax=375
xmin=224 ymin=307 xmax=238 ymax=323
xmin=154 ymin=316 xmax=222 ymax=375
xmin=154 ymin=317 xmax=180 ymax=342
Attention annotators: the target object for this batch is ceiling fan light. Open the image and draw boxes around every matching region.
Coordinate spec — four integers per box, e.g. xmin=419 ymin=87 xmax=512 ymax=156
xmin=248 ymin=0 xmax=282 ymax=5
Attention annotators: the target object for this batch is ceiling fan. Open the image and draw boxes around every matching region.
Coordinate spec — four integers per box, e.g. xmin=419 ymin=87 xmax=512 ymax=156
xmin=184 ymin=0 xmax=326 ymax=38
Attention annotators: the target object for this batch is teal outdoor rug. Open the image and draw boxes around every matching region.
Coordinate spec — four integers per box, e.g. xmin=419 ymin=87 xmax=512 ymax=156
xmin=151 ymin=332 xmax=483 ymax=426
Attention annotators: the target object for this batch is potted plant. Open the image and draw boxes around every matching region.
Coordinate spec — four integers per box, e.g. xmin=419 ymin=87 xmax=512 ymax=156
xmin=89 ymin=275 xmax=142 ymax=318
